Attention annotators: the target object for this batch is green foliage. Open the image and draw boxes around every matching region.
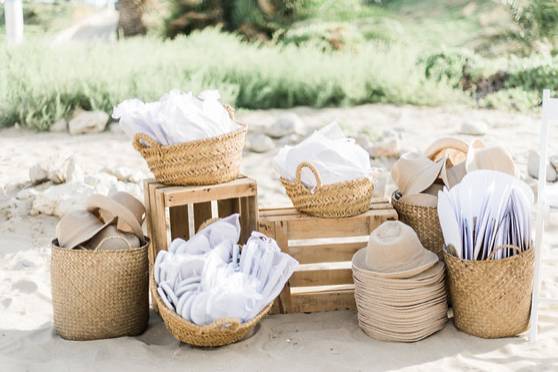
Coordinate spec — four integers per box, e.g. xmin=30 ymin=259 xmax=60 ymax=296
xmin=0 ymin=29 xmax=464 ymax=130
xmin=505 ymin=59 xmax=558 ymax=92
xmin=478 ymin=88 xmax=540 ymax=112
xmin=507 ymin=0 xmax=558 ymax=43
xmin=421 ymin=50 xmax=476 ymax=88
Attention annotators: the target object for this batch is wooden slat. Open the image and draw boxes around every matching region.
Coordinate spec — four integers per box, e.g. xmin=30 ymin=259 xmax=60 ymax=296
xmin=153 ymin=189 xmax=170 ymax=252
xmin=290 ymin=265 xmax=353 ymax=287
xmin=217 ymin=198 xmax=240 ymax=218
xmin=259 ymin=198 xmax=393 ymax=219
xmin=169 ymin=206 xmax=188 ymax=240
xmin=289 ymin=286 xmax=356 ymax=313
xmin=288 ymin=241 xmax=367 ymax=264
xmin=274 ymin=221 xmax=292 ymax=314
xmin=164 ymin=177 xmax=257 ymax=207
xmin=193 ymin=202 xmax=213 ymax=233
xmin=146 ymin=180 xmax=166 ymax=314
xmin=239 ymin=195 xmax=258 ymax=244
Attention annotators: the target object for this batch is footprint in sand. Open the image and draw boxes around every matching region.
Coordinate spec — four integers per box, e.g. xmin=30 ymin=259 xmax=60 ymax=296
xmin=11 ymin=279 xmax=38 ymax=294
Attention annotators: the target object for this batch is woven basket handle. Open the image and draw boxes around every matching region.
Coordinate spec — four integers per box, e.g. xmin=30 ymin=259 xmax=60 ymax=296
xmin=133 ymin=133 xmax=160 ymax=152
xmin=295 ymin=162 xmax=322 ymax=190
xmin=488 ymin=244 xmax=521 ymax=260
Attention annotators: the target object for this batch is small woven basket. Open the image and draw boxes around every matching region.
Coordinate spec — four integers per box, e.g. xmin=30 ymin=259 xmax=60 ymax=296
xmin=391 ymin=191 xmax=444 ymax=259
xmin=150 ymin=277 xmax=272 ymax=347
xmin=51 ymin=239 xmax=149 ymax=341
xmin=280 ymin=162 xmax=373 ymax=218
xmin=443 ymin=245 xmax=534 ymax=339
xmin=132 ymin=106 xmax=246 ymax=186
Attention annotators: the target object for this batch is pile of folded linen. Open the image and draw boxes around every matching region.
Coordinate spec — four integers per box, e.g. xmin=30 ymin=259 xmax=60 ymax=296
xmin=352 ymin=221 xmax=447 ymax=342
xmin=55 ymin=192 xmax=146 ymax=250
xmin=154 ymin=214 xmax=298 ymax=325
xmin=113 ymin=90 xmax=240 ymax=145
xmin=273 ymin=122 xmax=371 ymax=188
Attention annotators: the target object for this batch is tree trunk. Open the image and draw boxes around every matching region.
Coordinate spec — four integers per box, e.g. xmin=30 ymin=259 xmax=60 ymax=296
xmin=117 ymin=0 xmax=147 ymax=37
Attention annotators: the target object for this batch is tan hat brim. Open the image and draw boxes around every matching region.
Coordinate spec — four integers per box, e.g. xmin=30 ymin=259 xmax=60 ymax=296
xmin=353 ymin=261 xmax=445 ymax=286
xmin=352 ymin=248 xmax=439 ymax=279
xmin=56 ymin=210 xmax=113 ymax=249
xmin=86 ymin=194 xmax=144 ymax=239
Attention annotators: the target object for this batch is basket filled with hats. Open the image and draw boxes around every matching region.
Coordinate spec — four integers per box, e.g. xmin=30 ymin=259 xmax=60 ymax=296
xmin=152 ymin=214 xmax=298 ymax=347
xmin=352 ymin=221 xmax=448 ymax=342
xmin=113 ymin=90 xmax=247 ymax=186
xmin=51 ymin=192 xmax=149 ymax=341
xmin=439 ymin=170 xmax=534 ymax=338
xmin=273 ymin=123 xmax=373 ymax=218
xmin=391 ymin=137 xmax=518 ymax=258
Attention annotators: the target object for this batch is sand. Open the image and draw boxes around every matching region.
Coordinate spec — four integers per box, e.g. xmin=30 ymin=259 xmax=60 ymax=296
xmin=1 ymin=104 xmax=558 ymax=371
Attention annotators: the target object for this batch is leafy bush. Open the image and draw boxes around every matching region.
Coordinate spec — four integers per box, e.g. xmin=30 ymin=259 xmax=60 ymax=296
xmin=0 ymin=28 xmax=464 ymax=130
xmin=507 ymin=0 xmax=558 ymax=43
xmin=478 ymin=88 xmax=540 ymax=112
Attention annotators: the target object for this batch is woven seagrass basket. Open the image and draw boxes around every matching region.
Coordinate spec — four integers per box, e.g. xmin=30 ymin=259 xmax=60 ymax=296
xmin=443 ymin=245 xmax=534 ymax=339
xmin=51 ymin=239 xmax=149 ymax=341
xmin=150 ymin=277 xmax=272 ymax=347
xmin=280 ymin=162 xmax=373 ymax=218
xmin=391 ymin=191 xmax=444 ymax=259
xmin=132 ymin=106 xmax=246 ymax=186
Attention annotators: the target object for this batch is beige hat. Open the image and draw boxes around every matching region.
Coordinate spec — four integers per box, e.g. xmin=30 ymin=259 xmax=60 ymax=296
xmin=86 ymin=192 xmax=145 ymax=239
xmin=56 ymin=210 xmax=113 ymax=249
xmin=352 ymin=221 xmax=438 ymax=279
xmin=391 ymin=152 xmax=446 ymax=196
xmin=425 ymin=137 xmax=468 ymax=166
xmin=81 ymin=224 xmax=141 ymax=251
xmin=466 ymin=139 xmax=518 ymax=177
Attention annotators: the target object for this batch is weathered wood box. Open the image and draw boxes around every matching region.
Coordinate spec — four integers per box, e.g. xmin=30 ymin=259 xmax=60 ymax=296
xmin=259 ymin=199 xmax=397 ymax=314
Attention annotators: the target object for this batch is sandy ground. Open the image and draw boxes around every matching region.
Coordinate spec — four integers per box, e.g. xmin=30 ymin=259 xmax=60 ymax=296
xmin=1 ymin=104 xmax=558 ymax=371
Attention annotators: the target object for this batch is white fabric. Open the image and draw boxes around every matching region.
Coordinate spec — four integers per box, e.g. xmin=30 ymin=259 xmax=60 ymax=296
xmin=113 ymin=90 xmax=239 ymax=145
xmin=273 ymin=122 xmax=371 ymax=187
xmin=154 ymin=215 xmax=298 ymax=325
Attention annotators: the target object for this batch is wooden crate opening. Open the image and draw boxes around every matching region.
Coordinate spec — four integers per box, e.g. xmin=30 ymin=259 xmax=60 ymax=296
xmin=259 ymin=199 xmax=397 ymax=314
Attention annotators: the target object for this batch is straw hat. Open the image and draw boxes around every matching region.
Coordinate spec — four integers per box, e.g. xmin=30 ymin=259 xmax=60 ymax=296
xmin=391 ymin=152 xmax=446 ymax=196
xmin=56 ymin=210 xmax=113 ymax=249
xmin=466 ymin=139 xmax=518 ymax=177
xmin=81 ymin=224 xmax=141 ymax=251
xmin=86 ymin=192 xmax=145 ymax=239
xmin=424 ymin=137 xmax=468 ymax=166
xmin=352 ymin=221 xmax=438 ymax=279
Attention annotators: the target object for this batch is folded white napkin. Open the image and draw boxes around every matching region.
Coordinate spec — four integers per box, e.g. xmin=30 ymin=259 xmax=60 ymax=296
xmin=154 ymin=215 xmax=298 ymax=325
xmin=273 ymin=122 xmax=371 ymax=187
xmin=113 ymin=90 xmax=239 ymax=145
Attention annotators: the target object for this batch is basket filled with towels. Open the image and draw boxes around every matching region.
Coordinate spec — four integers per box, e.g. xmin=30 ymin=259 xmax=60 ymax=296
xmin=273 ymin=123 xmax=373 ymax=218
xmin=114 ymin=90 xmax=247 ymax=186
xmin=152 ymin=214 xmax=298 ymax=347
xmin=51 ymin=192 xmax=149 ymax=341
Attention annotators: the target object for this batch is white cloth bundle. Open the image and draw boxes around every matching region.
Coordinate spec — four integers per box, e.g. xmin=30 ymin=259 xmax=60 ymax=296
xmin=154 ymin=214 xmax=298 ymax=325
xmin=273 ymin=122 xmax=371 ymax=187
xmin=113 ymin=90 xmax=240 ymax=145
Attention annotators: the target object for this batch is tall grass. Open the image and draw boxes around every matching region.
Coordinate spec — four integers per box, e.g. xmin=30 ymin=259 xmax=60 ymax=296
xmin=0 ymin=29 xmax=464 ymax=130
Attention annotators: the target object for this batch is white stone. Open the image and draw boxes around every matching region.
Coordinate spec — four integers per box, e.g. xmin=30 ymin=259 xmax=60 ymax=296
xmin=49 ymin=119 xmax=67 ymax=132
xmin=102 ymin=166 xmax=145 ymax=183
xmin=247 ymin=133 xmax=275 ymax=153
xmin=29 ymin=164 xmax=48 ymax=184
xmin=550 ymin=155 xmax=558 ymax=171
xmin=30 ymin=182 xmax=95 ymax=217
xmin=68 ymin=110 xmax=109 ymax=135
xmin=266 ymin=113 xmax=304 ymax=138
xmin=359 ymin=130 xmax=400 ymax=158
xmin=528 ymin=150 xmax=557 ymax=182
xmin=459 ymin=121 xmax=487 ymax=136
xmin=48 ymin=156 xmax=83 ymax=184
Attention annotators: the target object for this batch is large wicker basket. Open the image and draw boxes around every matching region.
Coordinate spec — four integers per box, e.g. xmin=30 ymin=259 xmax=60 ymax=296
xmin=391 ymin=191 xmax=444 ymax=258
xmin=150 ymin=277 xmax=272 ymax=347
xmin=443 ymin=245 xmax=534 ymax=338
xmin=133 ymin=115 xmax=247 ymax=186
xmin=51 ymin=240 xmax=149 ymax=340
xmin=280 ymin=162 xmax=373 ymax=218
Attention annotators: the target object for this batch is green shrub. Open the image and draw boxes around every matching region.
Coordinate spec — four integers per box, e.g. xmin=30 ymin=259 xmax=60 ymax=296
xmin=479 ymin=88 xmax=540 ymax=112
xmin=0 ymin=29 xmax=464 ymax=130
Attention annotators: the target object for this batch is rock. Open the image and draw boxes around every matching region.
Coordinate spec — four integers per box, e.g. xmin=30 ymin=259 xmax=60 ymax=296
xmin=266 ymin=113 xmax=304 ymax=138
xmin=276 ymin=133 xmax=304 ymax=147
xmin=30 ymin=182 xmax=95 ymax=217
xmin=29 ymin=164 xmax=49 ymax=184
xmin=459 ymin=121 xmax=487 ymax=136
xmin=247 ymin=133 xmax=275 ymax=153
xmin=358 ymin=130 xmax=400 ymax=158
xmin=49 ymin=119 xmax=68 ymax=133
xmin=68 ymin=110 xmax=109 ymax=135
xmin=528 ymin=150 xmax=557 ymax=182
xmin=48 ymin=156 xmax=83 ymax=184
xmin=102 ymin=166 xmax=145 ymax=183
xmin=550 ymin=155 xmax=558 ymax=171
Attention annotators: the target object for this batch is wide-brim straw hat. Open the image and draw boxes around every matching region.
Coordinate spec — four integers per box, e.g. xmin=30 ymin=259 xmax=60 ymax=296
xmin=391 ymin=152 xmax=446 ymax=196
xmin=81 ymin=224 xmax=141 ymax=251
xmin=86 ymin=192 xmax=145 ymax=239
xmin=424 ymin=137 xmax=468 ymax=166
xmin=466 ymin=139 xmax=518 ymax=177
xmin=56 ymin=210 xmax=113 ymax=249
xmin=352 ymin=221 xmax=439 ymax=279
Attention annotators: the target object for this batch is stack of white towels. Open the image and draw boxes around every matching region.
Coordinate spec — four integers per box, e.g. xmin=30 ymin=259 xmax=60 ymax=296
xmin=273 ymin=122 xmax=371 ymax=188
xmin=154 ymin=214 xmax=298 ymax=325
xmin=113 ymin=90 xmax=239 ymax=145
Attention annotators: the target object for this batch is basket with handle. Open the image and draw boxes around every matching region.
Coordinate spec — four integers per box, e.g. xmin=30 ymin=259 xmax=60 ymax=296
xmin=151 ymin=217 xmax=272 ymax=347
xmin=132 ymin=106 xmax=246 ymax=186
xmin=443 ymin=244 xmax=534 ymax=338
xmin=280 ymin=162 xmax=373 ymax=218
xmin=51 ymin=238 xmax=150 ymax=341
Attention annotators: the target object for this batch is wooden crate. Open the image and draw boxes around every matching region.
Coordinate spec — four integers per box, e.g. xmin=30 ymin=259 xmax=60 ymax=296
xmin=258 ymin=199 xmax=397 ymax=314
xmin=144 ymin=177 xmax=258 ymax=276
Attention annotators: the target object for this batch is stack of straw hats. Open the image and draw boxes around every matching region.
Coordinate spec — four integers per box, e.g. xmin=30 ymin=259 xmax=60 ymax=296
xmin=352 ymin=221 xmax=448 ymax=342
